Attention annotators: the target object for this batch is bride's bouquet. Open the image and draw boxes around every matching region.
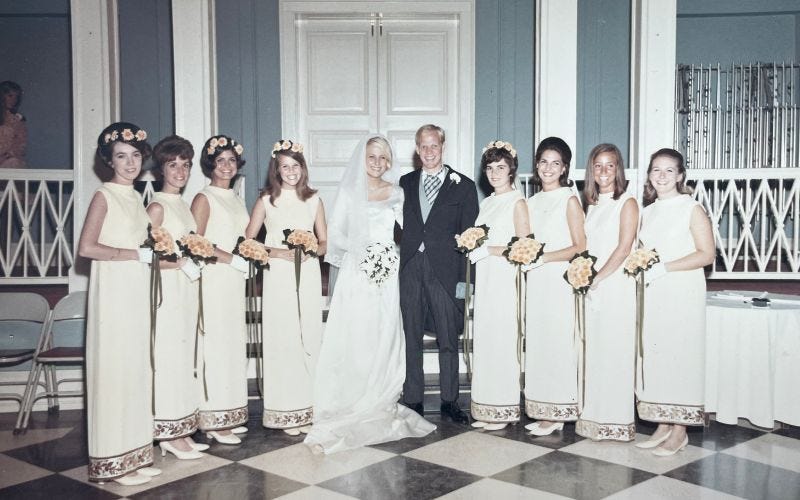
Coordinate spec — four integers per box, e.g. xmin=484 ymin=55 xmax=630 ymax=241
xmin=454 ymin=224 xmax=490 ymax=380
xmin=359 ymin=243 xmax=399 ymax=286
xmin=624 ymin=247 xmax=660 ymax=391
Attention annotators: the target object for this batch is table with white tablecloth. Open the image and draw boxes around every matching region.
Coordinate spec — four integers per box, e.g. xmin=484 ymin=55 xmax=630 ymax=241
xmin=704 ymin=291 xmax=800 ymax=428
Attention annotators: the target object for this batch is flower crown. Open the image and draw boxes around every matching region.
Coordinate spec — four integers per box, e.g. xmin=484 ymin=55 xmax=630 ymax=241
xmin=103 ymin=127 xmax=147 ymax=144
xmin=206 ymin=135 xmax=244 ymax=157
xmin=482 ymin=140 xmax=517 ymax=158
xmin=271 ymin=139 xmax=304 ymax=158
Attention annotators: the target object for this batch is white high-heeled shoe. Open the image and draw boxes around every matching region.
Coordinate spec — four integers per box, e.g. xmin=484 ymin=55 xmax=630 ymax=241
xmin=652 ymin=436 xmax=688 ymax=457
xmin=471 ymin=421 xmax=488 ymax=428
xmin=160 ymin=441 xmax=205 ymax=460
xmin=113 ymin=472 xmax=151 ymax=486
xmin=231 ymin=426 xmax=248 ymax=434
xmin=137 ymin=466 xmax=162 ymax=477
xmin=298 ymin=425 xmax=312 ymax=434
xmin=283 ymin=428 xmax=301 ymax=436
xmin=483 ymin=423 xmax=508 ymax=431
xmin=186 ymin=439 xmax=210 ymax=452
xmin=529 ymin=422 xmax=564 ymax=436
xmin=206 ymin=430 xmax=242 ymax=445
xmin=635 ymin=429 xmax=672 ymax=449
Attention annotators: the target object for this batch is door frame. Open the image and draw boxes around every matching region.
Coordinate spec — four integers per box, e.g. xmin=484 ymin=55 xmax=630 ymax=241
xmin=279 ymin=0 xmax=475 ymax=174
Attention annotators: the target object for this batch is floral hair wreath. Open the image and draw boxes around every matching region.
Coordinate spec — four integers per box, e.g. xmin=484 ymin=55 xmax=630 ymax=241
xmin=482 ymin=140 xmax=517 ymax=158
xmin=103 ymin=127 xmax=147 ymax=145
xmin=271 ymin=139 xmax=304 ymax=158
xmin=206 ymin=135 xmax=244 ymax=157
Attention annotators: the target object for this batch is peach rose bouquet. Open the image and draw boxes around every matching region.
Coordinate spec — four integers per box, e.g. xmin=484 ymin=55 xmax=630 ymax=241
xmin=454 ymin=224 xmax=490 ymax=380
xmin=624 ymin=247 xmax=660 ymax=391
xmin=563 ymin=251 xmax=599 ymax=410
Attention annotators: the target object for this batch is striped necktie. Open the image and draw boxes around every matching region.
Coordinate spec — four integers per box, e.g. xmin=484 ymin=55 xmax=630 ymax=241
xmin=424 ymin=173 xmax=442 ymax=204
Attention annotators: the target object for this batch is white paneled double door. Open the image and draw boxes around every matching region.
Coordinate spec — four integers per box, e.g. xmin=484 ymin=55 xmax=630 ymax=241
xmin=280 ymin=6 xmax=474 ymax=206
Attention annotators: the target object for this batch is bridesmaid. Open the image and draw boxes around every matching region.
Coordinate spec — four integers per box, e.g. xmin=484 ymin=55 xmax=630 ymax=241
xmin=191 ymin=135 xmax=250 ymax=445
xmin=78 ymin=122 xmax=159 ymax=485
xmin=635 ymin=148 xmax=714 ymax=455
xmin=147 ymin=135 xmax=207 ymax=459
xmin=244 ymin=139 xmax=327 ymax=435
xmin=576 ymin=143 xmax=638 ymax=442
xmin=524 ymin=137 xmax=586 ymax=435
xmin=469 ymin=140 xmax=529 ymax=431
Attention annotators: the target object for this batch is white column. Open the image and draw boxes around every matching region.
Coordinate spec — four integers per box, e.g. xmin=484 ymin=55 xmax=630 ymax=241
xmin=69 ymin=0 xmax=119 ymax=292
xmin=535 ymin=0 xmax=577 ymax=154
xmin=629 ymin=0 xmax=677 ymax=197
xmin=172 ymin=0 xmax=217 ymax=202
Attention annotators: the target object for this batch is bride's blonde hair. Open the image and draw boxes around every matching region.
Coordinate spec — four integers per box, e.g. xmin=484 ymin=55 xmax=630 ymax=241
xmin=366 ymin=136 xmax=393 ymax=168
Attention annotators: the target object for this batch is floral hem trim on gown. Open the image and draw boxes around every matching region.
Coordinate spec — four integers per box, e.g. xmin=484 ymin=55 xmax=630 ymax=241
xmin=637 ymin=400 xmax=705 ymax=426
xmin=88 ymin=443 xmax=154 ymax=482
xmin=198 ymin=406 xmax=248 ymax=431
xmin=263 ymin=407 xmax=313 ymax=429
xmin=153 ymin=410 xmax=199 ymax=440
xmin=470 ymin=401 xmax=521 ymax=423
xmin=575 ymin=419 xmax=635 ymax=442
xmin=525 ymin=399 xmax=578 ymax=422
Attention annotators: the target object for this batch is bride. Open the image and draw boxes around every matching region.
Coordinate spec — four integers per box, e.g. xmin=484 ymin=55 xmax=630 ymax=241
xmin=304 ymin=135 xmax=436 ymax=454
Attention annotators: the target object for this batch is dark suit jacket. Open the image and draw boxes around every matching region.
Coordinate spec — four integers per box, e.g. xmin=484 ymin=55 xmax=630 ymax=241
xmin=399 ymin=165 xmax=479 ymax=307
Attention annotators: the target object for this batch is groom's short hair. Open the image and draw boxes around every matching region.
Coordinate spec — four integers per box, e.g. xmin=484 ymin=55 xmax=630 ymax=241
xmin=415 ymin=124 xmax=445 ymax=146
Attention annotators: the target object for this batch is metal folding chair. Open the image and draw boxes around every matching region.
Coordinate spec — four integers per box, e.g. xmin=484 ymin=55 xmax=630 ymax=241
xmin=14 ymin=291 xmax=86 ymax=434
xmin=0 ymin=292 xmax=51 ymax=415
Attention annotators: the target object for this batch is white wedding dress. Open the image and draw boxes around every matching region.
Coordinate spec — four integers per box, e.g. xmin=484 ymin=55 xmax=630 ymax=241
xmin=304 ymin=186 xmax=436 ymax=454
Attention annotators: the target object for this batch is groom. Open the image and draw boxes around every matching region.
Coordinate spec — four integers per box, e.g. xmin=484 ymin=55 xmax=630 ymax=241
xmin=399 ymin=124 xmax=479 ymax=424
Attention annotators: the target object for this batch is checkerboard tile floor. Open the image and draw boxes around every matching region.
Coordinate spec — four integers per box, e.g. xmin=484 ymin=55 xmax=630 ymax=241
xmin=1 ymin=400 xmax=799 ymax=500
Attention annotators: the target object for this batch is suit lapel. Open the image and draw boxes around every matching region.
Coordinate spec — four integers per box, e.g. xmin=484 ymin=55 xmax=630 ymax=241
xmin=409 ymin=169 xmax=424 ymax=226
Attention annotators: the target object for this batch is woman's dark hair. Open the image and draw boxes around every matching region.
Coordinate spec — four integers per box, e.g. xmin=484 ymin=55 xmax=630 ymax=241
xmin=479 ymin=142 xmax=519 ymax=183
xmin=532 ymin=136 xmax=572 ymax=187
xmin=0 ymin=81 xmax=23 ymax=121
xmin=642 ymin=148 xmax=692 ymax=206
xmin=200 ymin=135 xmax=245 ymax=179
xmin=96 ymin=122 xmax=152 ymax=165
xmin=582 ymin=143 xmax=627 ymax=210
xmin=264 ymin=146 xmax=317 ymax=206
xmin=152 ymin=135 xmax=194 ymax=174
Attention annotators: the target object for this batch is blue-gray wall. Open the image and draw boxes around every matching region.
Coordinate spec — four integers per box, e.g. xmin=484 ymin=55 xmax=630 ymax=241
xmin=118 ymin=0 xmax=174 ymax=153
xmin=215 ymin=0 xmax=282 ymax=207
xmin=474 ymin=0 xmax=535 ymax=192
xmin=0 ymin=0 xmax=71 ymax=169
xmin=577 ymin=0 xmax=631 ymax=170
xmin=677 ymin=0 xmax=800 ymax=64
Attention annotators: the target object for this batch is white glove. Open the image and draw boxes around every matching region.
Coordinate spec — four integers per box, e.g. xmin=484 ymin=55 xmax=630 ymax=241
xmin=468 ymin=245 xmax=490 ymax=264
xmin=229 ymin=254 xmax=250 ymax=274
xmin=645 ymin=262 xmax=668 ymax=285
xmin=137 ymin=248 xmax=153 ymax=264
xmin=180 ymin=259 xmax=201 ymax=282
xmin=522 ymin=261 xmax=545 ymax=273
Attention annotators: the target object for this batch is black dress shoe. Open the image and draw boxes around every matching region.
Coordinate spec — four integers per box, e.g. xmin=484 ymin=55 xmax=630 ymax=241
xmin=440 ymin=401 xmax=469 ymax=424
xmin=405 ymin=402 xmax=425 ymax=416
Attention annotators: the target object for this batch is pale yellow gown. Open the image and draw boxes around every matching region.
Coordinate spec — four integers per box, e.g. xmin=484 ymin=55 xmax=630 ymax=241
xmin=260 ymin=190 xmax=323 ymax=429
xmin=637 ymin=194 xmax=706 ymax=425
xmin=576 ymin=191 xmax=637 ymax=441
xmin=86 ymin=182 xmax=152 ymax=481
xmin=470 ymin=190 xmax=524 ymax=423
xmin=196 ymin=186 xmax=249 ymax=430
xmin=524 ymin=187 xmax=579 ymax=421
xmin=148 ymin=192 xmax=201 ymax=439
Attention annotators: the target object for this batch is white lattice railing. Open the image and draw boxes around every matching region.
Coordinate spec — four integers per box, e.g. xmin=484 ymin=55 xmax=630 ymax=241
xmin=1 ymin=169 xmax=246 ymax=284
xmin=1 ymin=169 xmax=75 ymax=284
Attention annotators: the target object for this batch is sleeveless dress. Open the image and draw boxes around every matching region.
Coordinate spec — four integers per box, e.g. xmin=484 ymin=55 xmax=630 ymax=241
xmin=637 ymin=194 xmax=706 ymax=425
xmin=524 ymin=187 xmax=579 ymax=421
xmin=260 ymin=190 xmax=323 ymax=429
xmin=148 ymin=192 xmax=200 ymax=439
xmin=576 ymin=191 xmax=637 ymax=441
xmin=86 ymin=182 xmax=153 ymax=481
xmin=196 ymin=186 xmax=249 ymax=430
xmin=470 ymin=189 xmax=524 ymax=423
xmin=304 ymin=186 xmax=435 ymax=453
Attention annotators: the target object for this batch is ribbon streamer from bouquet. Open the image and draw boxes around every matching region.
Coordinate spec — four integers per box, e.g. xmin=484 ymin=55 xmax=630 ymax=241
xmin=455 ymin=224 xmax=490 ymax=381
xmin=503 ymin=233 xmax=544 ymax=391
xmin=283 ymin=229 xmax=317 ymax=373
xmin=563 ymin=251 xmax=598 ymax=413
xmin=177 ymin=232 xmax=217 ymax=402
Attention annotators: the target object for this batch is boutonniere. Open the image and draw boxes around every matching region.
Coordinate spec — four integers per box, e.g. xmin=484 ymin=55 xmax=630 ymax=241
xmin=450 ymin=172 xmax=461 ymax=184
